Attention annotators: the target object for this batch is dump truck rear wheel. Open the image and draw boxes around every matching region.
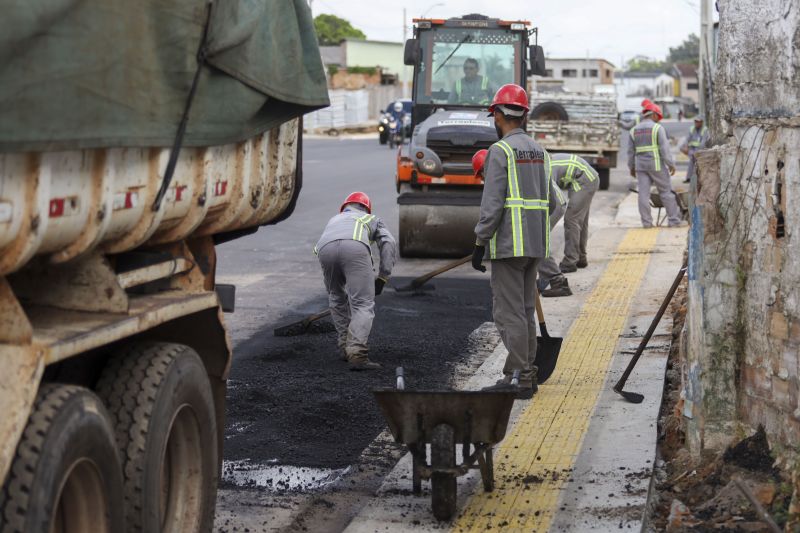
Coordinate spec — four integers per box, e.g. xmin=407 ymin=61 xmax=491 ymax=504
xmin=430 ymin=423 xmax=457 ymax=521
xmin=530 ymin=102 xmax=569 ymax=121
xmin=0 ymin=384 xmax=124 ymax=533
xmin=597 ymin=168 xmax=610 ymax=190
xmin=96 ymin=342 xmax=217 ymax=533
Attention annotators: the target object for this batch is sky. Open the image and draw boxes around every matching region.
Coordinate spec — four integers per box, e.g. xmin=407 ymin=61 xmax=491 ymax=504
xmin=309 ymin=0 xmax=707 ymax=67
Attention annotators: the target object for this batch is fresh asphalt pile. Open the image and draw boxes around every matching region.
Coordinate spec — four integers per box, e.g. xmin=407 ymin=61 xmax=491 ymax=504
xmin=223 ymin=276 xmax=493 ymax=471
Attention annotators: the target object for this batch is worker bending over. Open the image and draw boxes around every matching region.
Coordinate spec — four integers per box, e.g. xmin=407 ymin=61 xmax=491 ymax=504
xmin=471 ymin=84 xmax=560 ymax=399
xmin=315 ymin=192 xmax=397 ymax=370
xmin=549 ymin=154 xmax=599 ymax=274
xmin=628 ymin=102 xmax=683 ymax=228
xmin=681 ymin=117 xmax=709 ymax=183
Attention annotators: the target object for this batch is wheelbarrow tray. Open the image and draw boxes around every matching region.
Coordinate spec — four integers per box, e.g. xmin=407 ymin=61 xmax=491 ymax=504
xmin=371 ymin=389 xmax=517 ymax=446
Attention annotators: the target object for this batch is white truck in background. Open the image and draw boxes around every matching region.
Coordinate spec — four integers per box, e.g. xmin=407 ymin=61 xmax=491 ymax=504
xmin=527 ymin=92 xmax=620 ymax=189
xmin=0 ymin=1 xmax=328 ymax=531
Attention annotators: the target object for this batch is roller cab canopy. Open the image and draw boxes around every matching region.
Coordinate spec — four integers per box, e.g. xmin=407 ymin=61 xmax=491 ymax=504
xmin=0 ymin=0 xmax=330 ymax=152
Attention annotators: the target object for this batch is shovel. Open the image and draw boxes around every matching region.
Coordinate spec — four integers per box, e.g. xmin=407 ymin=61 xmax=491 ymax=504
xmin=392 ymin=255 xmax=471 ymax=292
xmin=273 ymin=309 xmax=331 ymax=337
xmin=533 ymin=292 xmax=563 ymax=384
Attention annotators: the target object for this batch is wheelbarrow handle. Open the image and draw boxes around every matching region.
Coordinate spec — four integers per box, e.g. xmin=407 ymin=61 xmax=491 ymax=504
xmin=396 ymin=366 xmax=405 ymax=390
xmin=510 ymin=369 xmax=520 ymax=386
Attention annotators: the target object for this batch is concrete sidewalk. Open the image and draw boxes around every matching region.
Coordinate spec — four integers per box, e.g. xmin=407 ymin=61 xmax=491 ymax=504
xmin=343 ymin=195 xmax=687 ymax=532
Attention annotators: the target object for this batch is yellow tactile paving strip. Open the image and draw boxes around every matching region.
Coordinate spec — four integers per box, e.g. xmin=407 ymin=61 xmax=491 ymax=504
xmin=453 ymin=228 xmax=659 ymax=532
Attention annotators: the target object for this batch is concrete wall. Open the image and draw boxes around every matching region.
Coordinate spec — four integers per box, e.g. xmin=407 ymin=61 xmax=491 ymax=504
xmin=685 ymin=0 xmax=800 ymax=455
xmin=343 ymin=39 xmax=411 ymax=91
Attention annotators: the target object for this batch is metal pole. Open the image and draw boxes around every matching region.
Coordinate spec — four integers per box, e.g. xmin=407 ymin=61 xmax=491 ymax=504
xmin=699 ymin=0 xmax=710 ymax=119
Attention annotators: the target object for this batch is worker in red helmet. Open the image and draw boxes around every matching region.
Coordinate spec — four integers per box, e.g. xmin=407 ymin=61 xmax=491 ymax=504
xmin=472 ymin=84 xmax=562 ymax=399
xmin=619 ymin=98 xmax=655 ymax=131
xmin=315 ymin=191 xmax=397 ymax=370
xmin=474 ymin=148 xmax=569 ymax=298
xmin=628 ymin=103 xmax=685 ymax=227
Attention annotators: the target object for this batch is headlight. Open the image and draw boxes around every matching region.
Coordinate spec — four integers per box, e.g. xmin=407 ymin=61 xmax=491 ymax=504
xmin=378 ymin=126 xmax=384 ymax=132
xmin=421 ymin=159 xmax=437 ymax=173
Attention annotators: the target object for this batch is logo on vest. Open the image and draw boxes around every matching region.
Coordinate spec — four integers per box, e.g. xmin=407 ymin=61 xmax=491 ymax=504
xmin=512 ymin=147 xmax=544 ymax=163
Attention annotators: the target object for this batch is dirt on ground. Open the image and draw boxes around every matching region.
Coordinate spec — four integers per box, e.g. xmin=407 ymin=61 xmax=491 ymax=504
xmin=647 ymin=279 xmax=794 ymax=532
xmin=223 ymin=276 xmax=495 ymax=470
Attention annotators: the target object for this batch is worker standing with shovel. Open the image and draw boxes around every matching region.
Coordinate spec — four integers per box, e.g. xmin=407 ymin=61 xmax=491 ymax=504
xmin=315 ymin=192 xmax=397 ymax=370
xmin=471 ymin=84 xmax=561 ymax=399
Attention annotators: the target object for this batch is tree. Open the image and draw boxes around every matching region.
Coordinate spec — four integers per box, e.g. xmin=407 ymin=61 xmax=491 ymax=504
xmin=626 ymin=56 xmax=669 ymax=73
xmin=668 ymin=34 xmax=700 ymax=65
xmin=313 ymin=14 xmax=366 ymax=46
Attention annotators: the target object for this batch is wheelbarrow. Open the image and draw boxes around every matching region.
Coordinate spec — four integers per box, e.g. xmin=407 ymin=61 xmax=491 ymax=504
xmin=372 ymin=368 xmax=520 ymax=521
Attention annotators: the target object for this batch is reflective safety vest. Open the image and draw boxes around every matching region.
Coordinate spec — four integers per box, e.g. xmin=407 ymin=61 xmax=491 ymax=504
xmin=688 ymin=125 xmax=708 ymax=147
xmin=631 ymin=123 xmax=664 ymax=172
xmin=314 ymin=211 xmax=377 ymax=255
xmin=488 ymin=140 xmax=550 ymax=259
xmin=549 ymin=154 xmax=598 ymax=192
xmin=455 ymin=76 xmax=490 ymax=104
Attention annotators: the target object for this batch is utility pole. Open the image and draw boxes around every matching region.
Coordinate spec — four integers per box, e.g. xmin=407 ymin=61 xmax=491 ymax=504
xmin=698 ymin=0 xmax=711 ymax=120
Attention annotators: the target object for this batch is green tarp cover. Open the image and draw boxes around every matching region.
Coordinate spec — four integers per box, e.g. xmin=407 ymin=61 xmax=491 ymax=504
xmin=0 ymin=0 xmax=330 ymax=152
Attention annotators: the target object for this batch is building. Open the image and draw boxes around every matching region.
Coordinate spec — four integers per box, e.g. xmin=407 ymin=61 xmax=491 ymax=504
xmin=319 ymin=39 xmax=411 ymax=92
xmin=614 ymin=71 xmax=675 ymax=110
xmin=672 ymin=63 xmax=699 ymax=104
xmin=535 ymin=58 xmax=616 ymax=93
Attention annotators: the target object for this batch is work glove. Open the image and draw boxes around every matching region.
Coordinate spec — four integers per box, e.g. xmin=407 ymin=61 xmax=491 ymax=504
xmin=668 ymin=165 xmax=676 ymax=176
xmin=375 ymin=277 xmax=387 ymax=296
xmin=471 ymin=245 xmax=486 ymax=273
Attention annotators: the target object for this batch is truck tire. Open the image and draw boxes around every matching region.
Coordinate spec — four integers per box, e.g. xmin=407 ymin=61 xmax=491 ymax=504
xmin=430 ymin=423 xmax=457 ymax=521
xmin=0 ymin=384 xmax=124 ymax=533
xmin=530 ymin=102 xmax=569 ymax=122
xmin=96 ymin=342 xmax=217 ymax=533
xmin=597 ymin=168 xmax=610 ymax=190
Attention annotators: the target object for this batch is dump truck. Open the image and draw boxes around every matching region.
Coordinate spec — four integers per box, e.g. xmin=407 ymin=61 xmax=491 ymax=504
xmin=0 ymin=2 xmax=328 ymax=532
xmin=527 ymin=92 xmax=620 ymax=190
xmin=396 ymin=14 xmax=546 ymax=257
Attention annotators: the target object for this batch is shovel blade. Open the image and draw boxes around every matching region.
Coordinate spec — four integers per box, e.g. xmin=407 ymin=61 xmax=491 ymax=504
xmin=534 ymin=335 xmax=563 ymax=384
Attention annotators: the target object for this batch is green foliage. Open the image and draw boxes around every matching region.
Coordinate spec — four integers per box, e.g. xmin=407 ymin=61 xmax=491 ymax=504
xmin=626 ymin=56 xmax=669 ymax=73
xmin=669 ymin=34 xmax=700 ymax=65
xmin=327 ymin=65 xmax=339 ymax=76
xmin=346 ymin=66 xmax=377 ymax=75
xmin=314 ymin=14 xmax=366 ymax=46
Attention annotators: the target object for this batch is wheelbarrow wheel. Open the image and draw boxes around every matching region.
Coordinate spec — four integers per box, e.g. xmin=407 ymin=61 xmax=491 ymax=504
xmin=431 ymin=424 xmax=457 ymax=521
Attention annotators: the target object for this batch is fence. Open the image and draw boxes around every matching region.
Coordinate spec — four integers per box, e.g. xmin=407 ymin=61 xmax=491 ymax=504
xmin=305 ymin=85 xmax=406 ymax=132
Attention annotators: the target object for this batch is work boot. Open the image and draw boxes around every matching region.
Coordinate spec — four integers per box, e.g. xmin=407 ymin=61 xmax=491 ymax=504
xmin=559 ymin=263 xmax=577 ymax=274
xmin=669 ymin=220 xmax=689 ymax=228
xmin=541 ymin=276 xmax=572 ymax=298
xmin=482 ymin=376 xmax=537 ymax=399
xmin=347 ymin=352 xmax=381 ymax=371
xmin=577 ymin=258 xmax=588 ymax=269
xmin=536 ymin=278 xmax=550 ymax=292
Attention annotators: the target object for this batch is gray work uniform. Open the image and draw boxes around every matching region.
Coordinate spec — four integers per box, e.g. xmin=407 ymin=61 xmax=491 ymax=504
xmin=627 ymin=118 xmax=681 ymax=227
xmin=475 ymin=129 xmax=560 ymax=385
xmin=316 ymin=206 xmax=397 ymax=361
xmin=682 ymin=124 xmax=709 ymax=182
xmin=549 ymin=154 xmax=599 ymax=269
xmin=536 ymin=178 xmax=567 ymax=285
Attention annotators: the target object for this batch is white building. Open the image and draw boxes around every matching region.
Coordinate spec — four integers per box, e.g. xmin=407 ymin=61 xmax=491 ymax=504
xmin=534 ymin=58 xmax=616 ymax=93
xmin=615 ymin=72 xmax=675 ymax=111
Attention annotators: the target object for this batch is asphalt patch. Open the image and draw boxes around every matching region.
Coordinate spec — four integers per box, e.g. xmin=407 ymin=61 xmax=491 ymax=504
xmin=224 ymin=276 xmax=493 ymax=469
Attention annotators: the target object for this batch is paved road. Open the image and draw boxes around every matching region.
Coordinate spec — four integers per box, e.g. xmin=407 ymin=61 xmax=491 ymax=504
xmin=214 ymin=134 xmax=634 ymax=529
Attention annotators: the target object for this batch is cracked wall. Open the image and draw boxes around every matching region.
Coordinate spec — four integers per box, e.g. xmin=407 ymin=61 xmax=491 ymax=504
xmin=685 ymin=0 xmax=800 ymax=454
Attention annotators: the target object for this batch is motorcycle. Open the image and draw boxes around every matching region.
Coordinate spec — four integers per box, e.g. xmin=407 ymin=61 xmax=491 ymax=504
xmin=388 ymin=118 xmax=404 ymax=149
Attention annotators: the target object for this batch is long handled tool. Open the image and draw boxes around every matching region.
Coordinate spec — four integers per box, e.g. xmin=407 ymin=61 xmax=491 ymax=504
xmin=613 ymin=261 xmax=688 ymax=404
xmin=273 ymin=309 xmax=331 ymax=337
xmin=392 ymin=255 xmax=471 ymax=292
xmin=533 ymin=292 xmax=563 ymax=384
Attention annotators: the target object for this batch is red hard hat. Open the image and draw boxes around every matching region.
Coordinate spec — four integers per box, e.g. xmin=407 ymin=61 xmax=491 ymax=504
xmin=340 ymin=191 xmax=371 ymax=214
xmin=643 ymin=101 xmax=663 ymax=121
xmin=640 ymin=98 xmax=653 ymax=109
xmin=472 ymin=149 xmax=488 ymax=177
xmin=488 ymin=84 xmax=529 ymax=115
